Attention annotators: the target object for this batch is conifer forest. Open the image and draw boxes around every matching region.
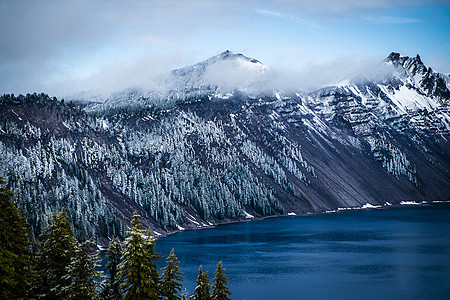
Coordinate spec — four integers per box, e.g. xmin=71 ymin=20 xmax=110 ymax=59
xmin=1 ymin=179 xmax=230 ymax=299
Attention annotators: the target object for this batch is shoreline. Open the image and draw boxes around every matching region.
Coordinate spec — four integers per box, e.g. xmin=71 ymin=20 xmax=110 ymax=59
xmin=152 ymin=199 xmax=450 ymax=240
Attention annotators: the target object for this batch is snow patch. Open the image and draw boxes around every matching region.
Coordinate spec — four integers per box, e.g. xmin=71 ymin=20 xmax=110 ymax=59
xmin=337 ymin=207 xmax=353 ymax=211
xmin=243 ymin=210 xmax=254 ymax=219
xmin=384 ymin=202 xmax=392 ymax=206
xmin=176 ymin=224 xmax=185 ymax=231
xmin=187 ymin=214 xmax=200 ymax=225
xmin=400 ymin=201 xmax=420 ymax=205
xmin=379 ymin=84 xmax=439 ymax=113
xmin=141 ymin=115 xmax=155 ymax=121
xmin=287 ymin=212 xmax=297 ymax=216
xmin=153 ymin=231 xmax=162 ymax=236
xmin=97 ymin=244 xmax=106 ymax=251
xmin=432 ymin=200 xmax=450 ymax=203
xmin=361 ymin=203 xmax=382 ymax=209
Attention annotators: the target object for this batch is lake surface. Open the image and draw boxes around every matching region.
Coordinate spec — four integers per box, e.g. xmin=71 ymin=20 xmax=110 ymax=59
xmin=154 ymin=203 xmax=450 ymax=300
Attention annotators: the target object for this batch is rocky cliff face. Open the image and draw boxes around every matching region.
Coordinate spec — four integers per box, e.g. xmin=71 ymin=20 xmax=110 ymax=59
xmin=1 ymin=52 xmax=449 ymax=244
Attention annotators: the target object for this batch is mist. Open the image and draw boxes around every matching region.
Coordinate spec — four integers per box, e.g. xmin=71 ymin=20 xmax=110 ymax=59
xmin=259 ymin=56 xmax=396 ymax=93
xmin=1 ymin=0 xmax=447 ymax=98
xmin=61 ymin=53 xmax=396 ymax=101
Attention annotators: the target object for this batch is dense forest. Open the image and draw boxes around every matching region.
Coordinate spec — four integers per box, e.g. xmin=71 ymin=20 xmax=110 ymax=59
xmin=1 ymin=83 xmax=449 ymax=245
xmin=0 ymin=178 xmax=231 ymax=299
xmin=0 ymin=93 xmax=286 ymax=243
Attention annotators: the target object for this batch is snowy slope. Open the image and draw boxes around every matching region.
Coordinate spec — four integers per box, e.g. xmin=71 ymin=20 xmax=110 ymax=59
xmin=1 ymin=52 xmax=449 ymax=244
xmin=100 ymin=51 xmax=267 ymax=109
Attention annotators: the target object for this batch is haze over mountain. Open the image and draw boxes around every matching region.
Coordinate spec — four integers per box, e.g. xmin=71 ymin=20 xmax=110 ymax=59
xmin=73 ymin=51 xmax=402 ymax=105
xmin=1 ymin=51 xmax=449 ymax=245
xmin=1 ymin=1 xmax=449 ymax=97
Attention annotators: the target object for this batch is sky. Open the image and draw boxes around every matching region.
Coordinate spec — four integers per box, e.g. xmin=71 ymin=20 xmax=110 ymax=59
xmin=0 ymin=0 xmax=449 ymax=97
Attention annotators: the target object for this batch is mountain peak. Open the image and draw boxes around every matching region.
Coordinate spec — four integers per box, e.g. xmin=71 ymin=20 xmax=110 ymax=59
xmin=386 ymin=52 xmax=426 ymax=75
xmin=415 ymin=54 xmax=422 ymax=64
xmin=386 ymin=52 xmax=408 ymax=66
xmin=387 ymin=52 xmax=401 ymax=62
xmin=211 ymin=50 xmax=263 ymax=65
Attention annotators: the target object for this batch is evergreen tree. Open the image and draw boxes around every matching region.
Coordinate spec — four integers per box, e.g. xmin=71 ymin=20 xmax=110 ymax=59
xmin=34 ymin=209 xmax=76 ymax=299
xmin=102 ymin=237 xmax=123 ymax=300
xmin=190 ymin=265 xmax=210 ymax=300
xmin=62 ymin=239 xmax=103 ymax=300
xmin=160 ymin=248 xmax=184 ymax=300
xmin=119 ymin=212 xmax=161 ymax=300
xmin=0 ymin=176 xmax=33 ymax=299
xmin=181 ymin=288 xmax=189 ymax=300
xmin=211 ymin=261 xmax=231 ymax=300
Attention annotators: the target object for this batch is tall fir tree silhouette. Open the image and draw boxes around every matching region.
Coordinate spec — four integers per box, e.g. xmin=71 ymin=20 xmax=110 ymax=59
xmin=0 ymin=176 xmax=33 ymax=299
xmin=34 ymin=209 xmax=76 ymax=299
xmin=119 ymin=212 xmax=161 ymax=300
xmin=161 ymin=248 xmax=184 ymax=300
xmin=102 ymin=237 xmax=124 ymax=300
xmin=191 ymin=265 xmax=211 ymax=300
xmin=212 ymin=261 xmax=231 ymax=300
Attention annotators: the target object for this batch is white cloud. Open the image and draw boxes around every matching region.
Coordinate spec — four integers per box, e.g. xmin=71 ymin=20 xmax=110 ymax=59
xmin=272 ymin=0 xmax=441 ymax=16
xmin=0 ymin=0 xmax=447 ymax=96
xmin=255 ymin=9 xmax=320 ymax=28
xmin=361 ymin=15 xmax=421 ymax=24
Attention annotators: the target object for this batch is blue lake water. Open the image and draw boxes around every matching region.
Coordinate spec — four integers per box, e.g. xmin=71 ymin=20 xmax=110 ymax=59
xmin=154 ymin=203 xmax=450 ymax=300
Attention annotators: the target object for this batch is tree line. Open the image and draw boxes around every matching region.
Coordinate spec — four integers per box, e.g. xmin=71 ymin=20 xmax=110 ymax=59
xmin=0 ymin=177 xmax=231 ymax=300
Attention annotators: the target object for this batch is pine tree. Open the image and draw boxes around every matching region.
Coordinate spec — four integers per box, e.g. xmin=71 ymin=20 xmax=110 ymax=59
xmin=181 ymin=288 xmax=189 ymax=300
xmin=190 ymin=265 xmax=210 ymax=300
xmin=0 ymin=176 xmax=33 ymax=299
xmin=211 ymin=261 xmax=231 ymax=300
xmin=62 ymin=239 xmax=103 ymax=300
xmin=119 ymin=212 xmax=161 ymax=300
xmin=34 ymin=209 xmax=76 ymax=299
xmin=102 ymin=237 xmax=123 ymax=300
xmin=161 ymin=248 xmax=184 ymax=300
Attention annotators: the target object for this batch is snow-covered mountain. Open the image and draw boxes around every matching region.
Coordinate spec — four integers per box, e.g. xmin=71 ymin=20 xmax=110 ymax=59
xmin=1 ymin=51 xmax=449 ymax=244
xmin=98 ymin=50 xmax=268 ymax=110
xmin=169 ymin=50 xmax=267 ymax=95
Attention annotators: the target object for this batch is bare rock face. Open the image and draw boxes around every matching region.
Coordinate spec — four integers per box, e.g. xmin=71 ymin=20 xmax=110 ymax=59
xmin=1 ymin=52 xmax=449 ymax=244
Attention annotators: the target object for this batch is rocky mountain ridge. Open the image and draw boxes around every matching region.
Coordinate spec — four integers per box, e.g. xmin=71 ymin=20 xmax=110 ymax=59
xmin=1 ymin=52 xmax=449 ymax=245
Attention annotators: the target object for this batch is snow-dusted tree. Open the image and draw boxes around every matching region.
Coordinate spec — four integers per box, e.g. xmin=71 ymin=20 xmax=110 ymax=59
xmin=160 ymin=248 xmax=184 ymax=300
xmin=62 ymin=239 xmax=103 ymax=300
xmin=102 ymin=237 xmax=123 ymax=300
xmin=190 ymin=265 xmax=210 ymax=300
xmin=0 ymin=176 xmax=33 ymax=299
xmin=34 ymin=209 xmax=76 ymax=300
xmin=119 ymin=212 xmax=161 ymax=300
xmin=211 ymin=261 xmax=231 ymax=300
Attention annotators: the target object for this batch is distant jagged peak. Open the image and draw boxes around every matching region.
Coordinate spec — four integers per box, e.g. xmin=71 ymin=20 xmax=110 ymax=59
xmin=386 ymin=52 xmax=402 ymax=63
xmin=386 ymin=52 xmax=427 ymax=75
xmin=383 ymin=52 xmax=450 ymax=104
